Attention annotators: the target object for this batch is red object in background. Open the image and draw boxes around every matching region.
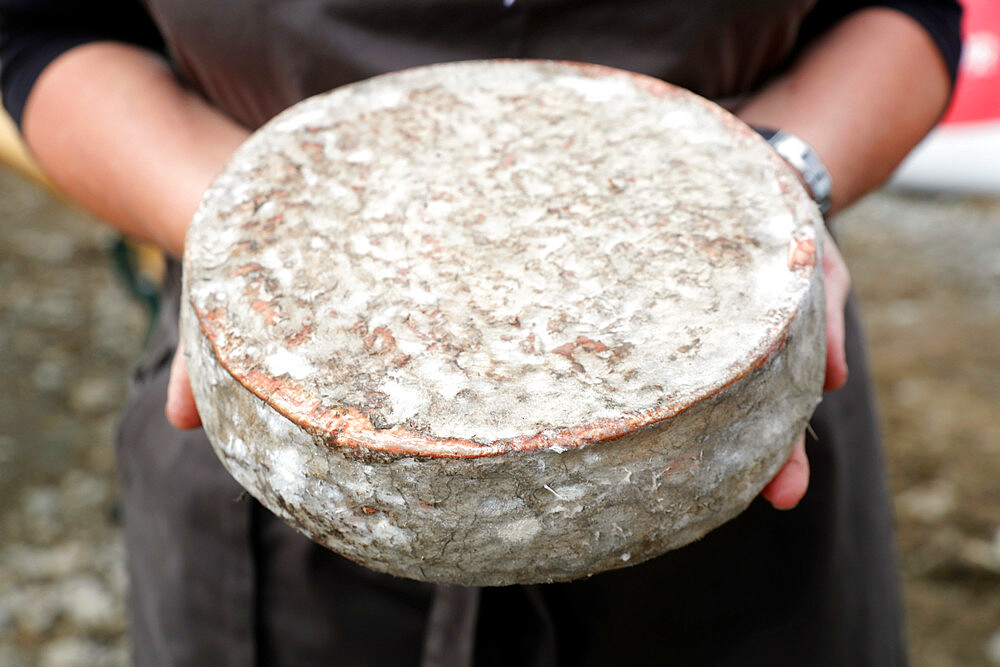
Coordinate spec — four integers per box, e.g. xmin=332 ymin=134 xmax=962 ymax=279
xmin=942 ymin=0 xmax=1000 ymax=125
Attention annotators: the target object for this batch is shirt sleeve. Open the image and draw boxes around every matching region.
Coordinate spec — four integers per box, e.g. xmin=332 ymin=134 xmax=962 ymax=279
xmin=799 ymin=0 xmax=963 ymax=84
xmin=0 ymin=0 xmax=165 ymax=128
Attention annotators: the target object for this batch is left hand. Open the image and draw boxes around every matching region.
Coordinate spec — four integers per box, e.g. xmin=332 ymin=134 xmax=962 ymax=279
xmin=762 ymin=227 xmax=850 ymax=509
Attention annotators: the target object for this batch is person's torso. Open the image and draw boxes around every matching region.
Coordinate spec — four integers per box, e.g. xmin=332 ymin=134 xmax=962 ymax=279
xmin=142 ymin=0 xmax=816 ymax=128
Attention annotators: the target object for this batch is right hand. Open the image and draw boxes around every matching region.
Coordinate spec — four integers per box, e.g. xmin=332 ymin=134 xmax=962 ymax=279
xmin=760 ymin=227 xmax=851 ymax=510
xmin=166 ymin=338 xmax=202 ymax=429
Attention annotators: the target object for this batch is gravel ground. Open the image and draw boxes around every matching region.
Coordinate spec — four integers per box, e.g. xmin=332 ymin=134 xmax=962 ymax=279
xmin=836 ymin=192 xmax=1000 ymax=667
xmin=1 ymin=164 xmax=998 ymax=665
xmin=0 ymin=169 xmax=142 ymax=666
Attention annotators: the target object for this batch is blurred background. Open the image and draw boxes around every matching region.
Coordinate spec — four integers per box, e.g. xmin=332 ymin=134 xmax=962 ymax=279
xmin=2 ymin=3 xmax=999 ymax=662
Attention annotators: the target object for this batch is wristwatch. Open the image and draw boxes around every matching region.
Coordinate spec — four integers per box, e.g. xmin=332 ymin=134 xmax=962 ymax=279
xmin=754 ymin=127 xmax=833 ymax=216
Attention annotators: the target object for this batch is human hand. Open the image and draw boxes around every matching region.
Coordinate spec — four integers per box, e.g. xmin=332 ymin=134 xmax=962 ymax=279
xmin=761 ymin=227 xmax=850 ymax=509
xmin=166 ymin=338 xmax=202 ymax=429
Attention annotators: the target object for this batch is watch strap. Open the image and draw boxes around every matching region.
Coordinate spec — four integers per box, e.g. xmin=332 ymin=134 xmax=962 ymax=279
xmin=754 ymin=127 xmax=833 ymax=216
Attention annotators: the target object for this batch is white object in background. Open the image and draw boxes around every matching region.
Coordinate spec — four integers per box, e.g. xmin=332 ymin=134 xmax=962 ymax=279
xmin=892 ymin=0 xmax=1000 ymax=194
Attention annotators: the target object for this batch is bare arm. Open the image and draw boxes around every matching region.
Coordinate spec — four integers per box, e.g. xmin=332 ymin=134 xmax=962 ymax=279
xmin=741 ymin=8 xmax=953 ymax=508
xmin=21 ymin=41 xmax=249 ymax=258
xmin=738 ymin=7 xmax=952 ymax=216
xmin=21 ymin=41 xmax=249 ymax=427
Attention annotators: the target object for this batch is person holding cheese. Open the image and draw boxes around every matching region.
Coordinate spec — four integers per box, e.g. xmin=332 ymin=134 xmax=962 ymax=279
xmin=0 ymin=1 xmax=961 ymax=663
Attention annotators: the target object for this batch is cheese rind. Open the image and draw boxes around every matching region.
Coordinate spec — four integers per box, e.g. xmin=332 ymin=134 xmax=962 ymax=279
xmin=182 ymin=60 xmax=825 ymax=584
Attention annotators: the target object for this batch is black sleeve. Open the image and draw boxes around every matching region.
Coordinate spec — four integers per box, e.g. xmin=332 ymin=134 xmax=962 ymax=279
xmin=0 ymin=0 xmax=165 ymax=128
xmin=798 ymin=0 xmax=963 ymax=84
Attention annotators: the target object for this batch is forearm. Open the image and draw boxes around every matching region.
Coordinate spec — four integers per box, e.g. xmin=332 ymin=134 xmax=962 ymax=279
xmin=738 ymin=7 xmax=952 ymax=216
xmin=22 ymin=41 xmax=249 ymax=257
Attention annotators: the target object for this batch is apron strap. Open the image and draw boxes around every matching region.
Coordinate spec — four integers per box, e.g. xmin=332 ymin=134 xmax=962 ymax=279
xmin=421 ymin=585 xmax=481 ymax=667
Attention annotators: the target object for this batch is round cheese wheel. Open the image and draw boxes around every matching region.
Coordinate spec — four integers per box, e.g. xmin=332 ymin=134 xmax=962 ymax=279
xmin=182 ymin=60 xmax=825 ymax=586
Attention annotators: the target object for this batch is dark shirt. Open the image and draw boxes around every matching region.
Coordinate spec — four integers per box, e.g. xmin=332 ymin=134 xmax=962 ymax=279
xmin=0 ymin=0 xmax=963 ymax=128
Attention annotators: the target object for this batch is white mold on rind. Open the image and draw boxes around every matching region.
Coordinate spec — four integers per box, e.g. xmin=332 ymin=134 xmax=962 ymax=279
xmin=181 ymin=60 xmax=826 ymax=586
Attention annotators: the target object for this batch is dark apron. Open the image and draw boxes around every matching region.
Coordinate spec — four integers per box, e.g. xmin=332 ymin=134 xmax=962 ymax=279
xmin=118 ymin=2 xmax=906 ymax=664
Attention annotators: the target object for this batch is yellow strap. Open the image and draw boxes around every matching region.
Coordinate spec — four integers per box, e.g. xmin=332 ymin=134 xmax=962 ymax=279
xmin=0 ymin=105 xmax=53 ymax=186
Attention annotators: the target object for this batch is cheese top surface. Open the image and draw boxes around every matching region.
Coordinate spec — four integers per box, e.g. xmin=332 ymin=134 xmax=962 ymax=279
xmin=185 ymin=60 xmax=821 ymax=455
